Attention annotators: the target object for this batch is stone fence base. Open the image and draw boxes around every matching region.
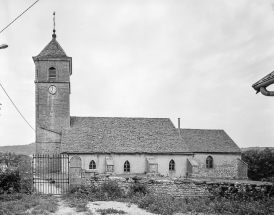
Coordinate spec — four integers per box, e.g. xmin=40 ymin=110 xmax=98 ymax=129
xmin=75 ymin=174 xmax=274 ymax=199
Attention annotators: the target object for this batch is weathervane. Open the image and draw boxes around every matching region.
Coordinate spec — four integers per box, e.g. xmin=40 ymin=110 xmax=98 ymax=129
xmin=52 ymin=12 xmax=56 ymax=39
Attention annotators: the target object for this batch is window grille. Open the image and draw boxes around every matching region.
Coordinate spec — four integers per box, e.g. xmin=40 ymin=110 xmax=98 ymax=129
xmin=124 ymin=160 xmax=130 ymax=172
xmin=89 ymin=160 xmax=96 ymax=169
xmin=169 ymin=159 xmax=175 ymax=171
xmin=206 ymin=156 xmax=213 ymax=168
xmin=49 ymin=67 xmax=56 ymax=82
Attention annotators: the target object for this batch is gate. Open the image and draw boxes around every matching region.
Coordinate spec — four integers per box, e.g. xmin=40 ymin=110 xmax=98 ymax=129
xmin=32 ymin=154 xmax=69 ymax=194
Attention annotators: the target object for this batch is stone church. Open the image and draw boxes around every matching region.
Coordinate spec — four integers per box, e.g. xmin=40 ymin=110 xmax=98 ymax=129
xmin=33 ymin=30 xmax=247 ymax=179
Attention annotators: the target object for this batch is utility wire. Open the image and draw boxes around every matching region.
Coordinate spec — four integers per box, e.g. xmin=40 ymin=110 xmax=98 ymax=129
xmin=0 ymin=84 xmax=35 ymax=132
xmin=0 ymin=0 xmax=40 ymax=34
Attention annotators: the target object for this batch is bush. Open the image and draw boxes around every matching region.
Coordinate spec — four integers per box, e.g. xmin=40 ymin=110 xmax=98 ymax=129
xmin=242 ymin=148 xmax=274 ymax=181
xmin=0 ymin=170 xmax=21 ymax=193
xmin=99 ymin=181 xmax=123 ymax=199
xmin=129 ymin=183 xmax=149 ymax=196
xmin=138 ymin=194 xmax=188 ymax=215
xmin=0 ymin=170 xmax=32 ymax=194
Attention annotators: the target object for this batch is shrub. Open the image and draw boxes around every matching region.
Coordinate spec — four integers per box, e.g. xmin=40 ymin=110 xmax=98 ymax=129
xmin=242 ymin=148 xmax=274 ymax=181
xmin=129 ymin=183 xmax=149 ymax=196
xmin=138 ymin=194 xmax=189 ymax=215
xmin=0 ymin=170 xmax=32 ymax=194
xmin=0 ymin=170 xmax=21 ymax=193
xmin=99 ymin=181 xmax=123 ymax=199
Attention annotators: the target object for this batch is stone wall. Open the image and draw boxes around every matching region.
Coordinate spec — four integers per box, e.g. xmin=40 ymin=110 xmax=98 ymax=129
xmin=188 ymin=154 xmax=247 ymax=179
xmin=79 ymin=175 xmax=273 ymax=199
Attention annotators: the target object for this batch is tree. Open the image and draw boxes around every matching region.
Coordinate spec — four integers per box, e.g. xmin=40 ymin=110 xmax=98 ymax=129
xmin=242 ymin=148 xmax=274 ymax=181
xmin=0 ymin=152 xmax=31 ymax=172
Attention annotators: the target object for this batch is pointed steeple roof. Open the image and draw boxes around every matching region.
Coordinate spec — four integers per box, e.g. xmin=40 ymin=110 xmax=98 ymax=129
xmin=35 ymin=37 xmax=68 ymax=58
xmin=34 ymin=12 xmax=69 ymax=59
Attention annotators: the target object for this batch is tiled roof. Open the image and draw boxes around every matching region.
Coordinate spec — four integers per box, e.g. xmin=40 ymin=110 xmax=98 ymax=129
xmin=35 ymin=38 xmax=67 ymax=58
xmin=180 ymin=129 xmax=241 ymax=153
xmin=61 ymin=117 xmax=191 ymax=154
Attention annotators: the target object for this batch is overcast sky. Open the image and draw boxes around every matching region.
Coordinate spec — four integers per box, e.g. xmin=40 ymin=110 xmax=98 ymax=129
xmin=1 ymin=0 xmax=274 ymax=148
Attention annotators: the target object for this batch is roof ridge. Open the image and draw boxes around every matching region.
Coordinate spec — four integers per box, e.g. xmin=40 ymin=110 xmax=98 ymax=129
xmin=70 ymin=116 xmax=170 ymax=119
xmin=180 ymin=128 xmax=224 ymax=131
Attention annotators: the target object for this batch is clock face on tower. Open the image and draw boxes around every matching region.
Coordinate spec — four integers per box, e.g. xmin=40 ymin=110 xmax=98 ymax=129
xmin=48 ymin=85 xmax=57 ymax=95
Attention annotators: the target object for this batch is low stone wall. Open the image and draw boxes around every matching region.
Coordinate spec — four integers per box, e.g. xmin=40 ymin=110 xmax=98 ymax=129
xmin=80 ymin=174 xmax=274 ymax=199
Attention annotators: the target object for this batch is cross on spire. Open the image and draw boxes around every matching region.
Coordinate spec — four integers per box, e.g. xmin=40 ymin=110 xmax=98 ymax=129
xmin=52 ymin=12 xmax=56 ymax=39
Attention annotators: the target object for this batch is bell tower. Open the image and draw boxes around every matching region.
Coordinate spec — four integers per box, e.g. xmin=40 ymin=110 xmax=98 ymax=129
xmin=33 ymin=23 xmax=72 ymax=154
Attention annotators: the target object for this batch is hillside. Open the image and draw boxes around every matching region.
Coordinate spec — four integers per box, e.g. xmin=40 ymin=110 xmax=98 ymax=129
xmin=241 ymin=147 xmax=274 ymax=152
xmin=0 ymin=143 xmax=36 ymax=155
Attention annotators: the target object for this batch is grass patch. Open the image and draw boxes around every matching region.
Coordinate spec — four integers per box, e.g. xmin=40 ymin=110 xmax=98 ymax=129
xmin=96 ymin=208 xmax=126 ymax=215
xmin=62 ymin=194 xmax=89 ymax=212
xmin=136 ymin=194 xmax=274 ymax=215
xmin=0 ymin=194 xmax=59 ymax=215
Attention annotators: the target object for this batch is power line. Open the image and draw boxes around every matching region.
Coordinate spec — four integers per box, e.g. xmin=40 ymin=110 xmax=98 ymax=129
xmin=0 ymin=84 xmax=35 ymax=132
xmin=0 ymin=0 xmax=40 ymax=34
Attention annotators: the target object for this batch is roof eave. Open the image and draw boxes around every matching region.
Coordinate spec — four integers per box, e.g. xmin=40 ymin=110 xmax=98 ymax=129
xmin=61 ymin=151 xmax=194 ymax=155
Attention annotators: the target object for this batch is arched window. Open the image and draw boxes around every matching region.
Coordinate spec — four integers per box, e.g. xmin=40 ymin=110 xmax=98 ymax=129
xmin=169 ymin=159 xmax=175 ymax=171
xmin=206 ymin=156 xmax=213 ymax=168
xmin=89 ymin=160 xmax=96 ymax=169
xmin=48 ymin=67 xmax=56 ymax=82
xmin=124 ymin=160 xmax=130 ymax=172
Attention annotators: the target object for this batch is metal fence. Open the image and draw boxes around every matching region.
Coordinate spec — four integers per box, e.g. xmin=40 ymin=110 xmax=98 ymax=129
xmin=32 ymin=154 xmax=69 ymax=194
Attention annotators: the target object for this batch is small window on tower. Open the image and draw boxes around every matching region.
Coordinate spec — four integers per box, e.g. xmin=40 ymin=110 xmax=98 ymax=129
xmin=206 ymin=156 xmax=213 ymax=169
xmin=48 ymin=67 xmax=56 ymax=82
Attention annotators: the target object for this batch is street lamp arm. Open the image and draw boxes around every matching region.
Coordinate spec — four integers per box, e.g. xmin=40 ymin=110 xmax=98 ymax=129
xmin=0 ymin=44 xmax=8 ymax=49
xmin=260 ymin=87 xmax=274 ymax=96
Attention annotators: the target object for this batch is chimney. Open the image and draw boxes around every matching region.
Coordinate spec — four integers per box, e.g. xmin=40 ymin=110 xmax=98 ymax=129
xmin=178 ymin=118 xmax=180 ymax=134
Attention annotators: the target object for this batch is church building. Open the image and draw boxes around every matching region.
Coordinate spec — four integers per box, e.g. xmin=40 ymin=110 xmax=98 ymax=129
xmin=33 ymin=29 xmax=247 ymax=179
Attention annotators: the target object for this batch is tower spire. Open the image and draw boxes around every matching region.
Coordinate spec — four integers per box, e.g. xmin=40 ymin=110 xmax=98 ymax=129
xmin=52 ymin=12 xmax=56 ymax=39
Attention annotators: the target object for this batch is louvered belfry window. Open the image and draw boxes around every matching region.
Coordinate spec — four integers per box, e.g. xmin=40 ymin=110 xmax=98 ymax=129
xmin=206 ymin=156 xmax=213 ymax=168
xmin=169 ymin=159 xmax=175 ymax=171
xmin=124 ymin=160 xmax=130 ymax=172
xmin=89 ymin=160 xmax=96 ymax=169
xmin=48 ymin=67 xmax=56 ymax=82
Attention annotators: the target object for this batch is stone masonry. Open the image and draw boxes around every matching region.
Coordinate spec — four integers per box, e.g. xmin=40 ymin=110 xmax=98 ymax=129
xmin=81 ymin=175 xmax=274 ymax=199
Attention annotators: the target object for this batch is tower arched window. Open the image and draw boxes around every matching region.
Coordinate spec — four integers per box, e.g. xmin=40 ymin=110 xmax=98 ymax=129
xmin=89 ymin=160 xmax=96 ymax=169
xmin=206 ymin=156 xmax=213 ymax=169
xmin=169 ymin=159 xmax=175 ymax=171
xmin=124 ymin=160 xmax=130 ymax=172
xmin=48 ymin=67 xmax=56 ymax=82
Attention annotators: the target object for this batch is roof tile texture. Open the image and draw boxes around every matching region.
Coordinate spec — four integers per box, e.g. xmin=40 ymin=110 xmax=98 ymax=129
xmin=61 ymin=117 xmax=190 ymax=153
xmin=36 ymin=38 xmax=67 ymax=58
xmin=180 ymin=129 xmax=241 ymax=153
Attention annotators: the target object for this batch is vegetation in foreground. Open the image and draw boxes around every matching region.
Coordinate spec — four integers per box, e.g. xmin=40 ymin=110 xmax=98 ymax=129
xmin=0 ymin=193 xmax=59 ymax=215
xmin=0 ymin=152 xmax=59 ymax=215
xmin=62 ymin=181 xmax=274 ymax=215
xmin=242 ymin=148 xmax=274 ymax=182
xmin=96 ymin=208 xmax=126 ymax=215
